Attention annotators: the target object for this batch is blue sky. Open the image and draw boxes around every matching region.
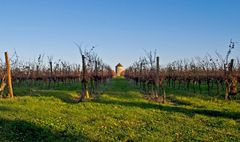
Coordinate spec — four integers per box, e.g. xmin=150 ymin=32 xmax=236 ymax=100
xmin=0 ymin=0 xmax=240 ymax=68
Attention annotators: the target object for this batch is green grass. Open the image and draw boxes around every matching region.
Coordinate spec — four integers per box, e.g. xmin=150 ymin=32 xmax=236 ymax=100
xmin=0 ymin=78 xmax=240 ymax=141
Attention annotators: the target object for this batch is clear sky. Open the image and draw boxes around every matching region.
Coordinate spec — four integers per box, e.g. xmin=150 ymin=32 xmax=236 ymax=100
xmin=0 ymin=0 xmax=240 ymax=68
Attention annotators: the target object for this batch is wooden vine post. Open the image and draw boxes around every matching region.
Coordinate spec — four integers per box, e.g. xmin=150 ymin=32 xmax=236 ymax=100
xmin=139 ymin=62 xmax=143 ymax=91
xmin=225 ymin=59 xmax=238 ymax=100
xmin=94 ymin=60 xmax=98 ymax=94
xmin=155 ymin=56 xmax=160 ymax=98
xmin=79 ymin=55 xmax=89 ymax=102
xmin=4 ymin=52 xmax=14 ymax=98
xmin=0 ymin=75 xmax=6 ymax=97
xmin=48 ymin=60 xmax=53 ymax=88
xmin=101 ymin=65 xmax=104 ymax=83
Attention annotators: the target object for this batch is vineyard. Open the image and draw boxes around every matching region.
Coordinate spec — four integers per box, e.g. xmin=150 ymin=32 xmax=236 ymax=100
xmin=0 ymin=46 xmax=113 ymax=101
xmin=0 ymin=43 xmax=240 ymax=141
xmin=1 ymin=0 xmax=240 ymax=141
xmin=1 ymin=42 xmax=239 ymax=101
xmin=125 ymin=42 xmax=240 ymax=102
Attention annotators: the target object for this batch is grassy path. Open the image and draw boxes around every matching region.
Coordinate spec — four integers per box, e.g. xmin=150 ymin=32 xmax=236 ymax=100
xmin=0 ymin=78 xmax=240 ymax=141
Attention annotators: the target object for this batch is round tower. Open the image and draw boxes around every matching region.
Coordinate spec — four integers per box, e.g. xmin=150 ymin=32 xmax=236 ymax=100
xmin=115 ymin=63 xmax=124 ymax=77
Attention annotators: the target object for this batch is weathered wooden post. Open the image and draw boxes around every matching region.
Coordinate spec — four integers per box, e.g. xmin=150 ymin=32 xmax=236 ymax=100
xmin=79 ymin=55 xmax=89 ymax=102
xmin=156 ymin=56 xmax=160 ymax=98
xmin=134 ymin=68 xmax=137 ymax=85
xmin=139 ymin=62 xmax=143 ymax=90
xmin=0 ymin=75 xmax=6 ymax=97
xmin=101 ymin=65 xmax=104 ymax=83
xmin=48 ymin=61 xmax=53 ymax=88
xmin=94 ymin=60 xmax=98 ymax=94
xmin=156 ymin=56 xmax=166 ymax=103
xmin=225 ymin=59 xmax=234 ymax=100
xmin=4 ymin=52 xmax=14 ymax=98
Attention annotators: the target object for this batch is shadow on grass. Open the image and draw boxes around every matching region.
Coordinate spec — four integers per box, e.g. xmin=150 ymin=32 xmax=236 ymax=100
xmin=11 ymin=78 xmax=126 ymax=104
xmin=30 ymin=90 xmax=80 ymax=104
xmin=12 ymin=82 xmax=83 ymax=103
xmin=103 ymin=91 xmax=141 ymax=100
xmin=0 ymin=118 xmax=91 ymax=142
xmin=27 ymin=78 xmax=126 ymax=104
xmin=95 ymin=99 xmax=240 ymax=120
xmin=0 ymin=106 xmax=12 ymax=112
xmin=168 ymin=96 xmax=193 ymax=106
xmin=168 ymin=96 xmax=207 ymax=109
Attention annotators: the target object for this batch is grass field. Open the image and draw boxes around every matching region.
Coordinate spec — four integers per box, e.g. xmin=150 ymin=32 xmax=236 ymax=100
xmin=0 ymin=78 xmax=240 ymax=142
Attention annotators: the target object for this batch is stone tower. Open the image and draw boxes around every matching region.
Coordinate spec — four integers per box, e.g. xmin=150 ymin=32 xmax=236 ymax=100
xmin=115 ymin=63 xmax=124 ymax=77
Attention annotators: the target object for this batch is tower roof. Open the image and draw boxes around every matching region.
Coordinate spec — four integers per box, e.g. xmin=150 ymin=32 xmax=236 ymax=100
xmin=116 ymin=63 xmax=123 ymax=67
